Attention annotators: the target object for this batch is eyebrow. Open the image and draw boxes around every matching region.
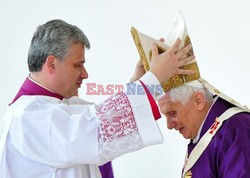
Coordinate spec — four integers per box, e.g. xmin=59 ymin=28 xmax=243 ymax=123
xmin=75 ymin=60 xmax=85 ymax=64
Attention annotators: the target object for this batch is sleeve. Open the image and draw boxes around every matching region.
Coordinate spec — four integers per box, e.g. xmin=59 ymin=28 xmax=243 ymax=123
xmin=63 ymin=95 xmax=113 ymax=177
xmin=219 ymin=114 xmax=250 ymax=178
xmin=9 ymin=71 xmax=163 ymax=168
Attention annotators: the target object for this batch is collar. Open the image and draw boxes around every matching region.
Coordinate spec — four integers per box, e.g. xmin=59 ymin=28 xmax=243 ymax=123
xmin=28 ymin=76 xmax=54 ymax=93
xmin=10 ymin=77 xmax=63 ymax=105
xmin=192 ymin=97 xmax=218 ymax=144
xmin=190 ymin=96 xmax=234 ymax=145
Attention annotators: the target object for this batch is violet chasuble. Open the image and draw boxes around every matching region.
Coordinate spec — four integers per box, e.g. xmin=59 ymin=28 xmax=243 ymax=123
xmin=183 ymin=97 xmax=250 ymax=178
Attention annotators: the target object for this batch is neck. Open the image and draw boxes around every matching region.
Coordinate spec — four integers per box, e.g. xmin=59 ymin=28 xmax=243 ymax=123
xmin=201 ymin=101 xmax=213 ymax=120
xmin=29 ymin=72 xmax=54 ymax=93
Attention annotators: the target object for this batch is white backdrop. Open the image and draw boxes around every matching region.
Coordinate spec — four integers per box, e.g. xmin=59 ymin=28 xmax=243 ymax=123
xmin=0 ymin=0 xmax=250 ymax=178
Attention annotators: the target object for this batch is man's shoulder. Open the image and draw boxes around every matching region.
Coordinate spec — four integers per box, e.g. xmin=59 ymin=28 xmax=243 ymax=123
xmin=227 ymin=111 xmax=250 ymax=127
xmin=63 ymin=96 xmax=94 ymax=105
xmin=220 ymin=111 xmax=250 ymax=134
xmin=11 ymin=95 xmax=63 ymax=110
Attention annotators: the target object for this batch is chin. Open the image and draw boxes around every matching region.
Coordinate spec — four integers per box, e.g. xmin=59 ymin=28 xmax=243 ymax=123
xmin=64 ymin=95 xmax=72 ymax=99
xmin=182 ymin=134 xmax=191 ymax=139
xmin=64 ymin=92 xmax=76 ymax=99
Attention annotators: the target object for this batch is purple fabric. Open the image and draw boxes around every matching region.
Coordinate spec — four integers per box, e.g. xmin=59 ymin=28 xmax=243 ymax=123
xmin=10 ymin=77 xmax=63 ymax=105
xmin=11 ymin=77 xmax=114 ymax=178
xmin=99 ymin=162 xmax=114 ymax=178
xmin=186 ymin=97 xmax=250 ymax=178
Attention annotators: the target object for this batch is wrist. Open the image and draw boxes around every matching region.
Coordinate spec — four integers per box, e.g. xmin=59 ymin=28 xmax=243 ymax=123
xmin=149 ymin=69 xmax=161 ymax=82
xmin=139 ymin=71 xmax=163 ymax=99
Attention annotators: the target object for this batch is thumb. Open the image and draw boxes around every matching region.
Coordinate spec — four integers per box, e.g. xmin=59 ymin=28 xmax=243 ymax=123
xmin=151 ymin=43 xmax=159 ymax=61
xmin=136 ymin=59 xmax=143 ymax=67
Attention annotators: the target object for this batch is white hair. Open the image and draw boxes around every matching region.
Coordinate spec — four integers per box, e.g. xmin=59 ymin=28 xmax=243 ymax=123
xmin=169 ymin=80 xmax=214 ymax=105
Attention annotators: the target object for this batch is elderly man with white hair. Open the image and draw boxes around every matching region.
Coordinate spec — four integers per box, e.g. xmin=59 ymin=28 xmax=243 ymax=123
xmin=159 ymin=80 xmax=250 ymax=178
xmin=159 ymin=81 xmax=250 ymax=178
xmin=131 ymin=11 xmax=250 ymax=178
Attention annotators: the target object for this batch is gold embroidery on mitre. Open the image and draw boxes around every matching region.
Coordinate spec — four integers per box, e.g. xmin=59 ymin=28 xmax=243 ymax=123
xmin=130 ymin=29 xmax=200 ymax=92
xmin=184 ymin=170 xmax=192 ymax=178
xmin=184 ymin=35 xmax=194 ymax=57
xmin=160 ymin=34 xmax=199 ymax=91
xmin=131 ymin=27 xmax=150 ymax=71
xmin=161 ymin=62 xmax=200 ymax=91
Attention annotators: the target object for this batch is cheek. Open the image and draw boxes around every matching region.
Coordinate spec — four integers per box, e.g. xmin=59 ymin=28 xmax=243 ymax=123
xmin=183 ymin=113 xmax=195 ymax=131
xmin=182 ymin=111 xmax=191 ymax=121
xmin=68 ymin=68 xmax=81 ymax=79
xmin=184 ymin=110 xmax=189 ymax=116
xmin=177 ymin=111 xmax=190 ymax=127
xmin=76 ymin=69 xmax=83 ymax=78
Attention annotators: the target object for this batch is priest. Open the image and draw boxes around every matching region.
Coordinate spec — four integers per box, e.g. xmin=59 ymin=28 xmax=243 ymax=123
xmin=0 ymin=19 xmax=194 ymax=178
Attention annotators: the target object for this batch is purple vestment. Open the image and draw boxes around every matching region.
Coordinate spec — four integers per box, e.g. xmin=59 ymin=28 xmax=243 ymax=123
xmin=186 ymin=97 xmax=250 ymax=177
xmin=11 ymin=77 xmax=114 ymax=178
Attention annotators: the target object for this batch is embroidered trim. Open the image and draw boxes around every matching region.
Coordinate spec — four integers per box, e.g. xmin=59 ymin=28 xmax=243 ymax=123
xmin=96 ymin=92 xmax=143 ymax=162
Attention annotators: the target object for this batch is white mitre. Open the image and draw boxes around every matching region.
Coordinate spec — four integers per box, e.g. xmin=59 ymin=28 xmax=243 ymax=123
xmin=131 ymin=11 xmax=249 ymax=111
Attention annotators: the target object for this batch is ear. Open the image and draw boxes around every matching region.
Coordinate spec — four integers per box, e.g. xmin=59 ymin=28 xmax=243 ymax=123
xmin=193 ymin=92 xmax=206 ymax=110
xmin=45 ymin=55 xmax=58 ymax=74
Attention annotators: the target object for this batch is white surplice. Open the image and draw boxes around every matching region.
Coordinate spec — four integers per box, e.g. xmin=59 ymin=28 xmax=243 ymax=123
xmin=0 ymin=72 xmax=163 ymax=178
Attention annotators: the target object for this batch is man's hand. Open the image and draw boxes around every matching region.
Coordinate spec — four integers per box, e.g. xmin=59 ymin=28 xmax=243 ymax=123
xmin=130 ymin=59 xmax=145 ymax=83
xmin=150 ymin=38 xmax=195 ymax=82
xmin=130 ymin=38 xmax=165 ymax=83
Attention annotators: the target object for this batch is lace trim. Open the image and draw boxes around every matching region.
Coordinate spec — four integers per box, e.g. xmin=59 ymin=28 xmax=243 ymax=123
xmin=96 ymin=92 xmax=143 ymax=163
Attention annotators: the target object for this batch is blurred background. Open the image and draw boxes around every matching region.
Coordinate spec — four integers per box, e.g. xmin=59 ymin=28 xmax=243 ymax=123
xmin=0 ymin=0 xmax=250 ymax=177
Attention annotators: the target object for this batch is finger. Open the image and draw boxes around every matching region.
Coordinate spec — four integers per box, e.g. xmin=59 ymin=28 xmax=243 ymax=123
xmin=176 ymin=68 xmax=195 ymax=75
xmin=176 ymin=44 xmax=192 ymax=59
xmin=178 ymin=55 xmax=195 ymax=67
xmin=168 ymin=38 xmax=181 ymax=54
xmin=136 ymin=59 xmax=143 ymax=67
xmin=151 ymin=43 xmax=159 ymax=60
xmin=159 ymin=38 xmax=165 ymax=43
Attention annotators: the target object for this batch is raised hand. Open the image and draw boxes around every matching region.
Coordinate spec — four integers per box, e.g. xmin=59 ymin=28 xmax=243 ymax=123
xmin=150 ymin=38 xmax=195 ymax=82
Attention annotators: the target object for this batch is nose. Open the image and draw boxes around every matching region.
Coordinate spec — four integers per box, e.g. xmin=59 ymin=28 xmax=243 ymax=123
xmin=167 ymin=117 xmax=177 ymax=130
xmin=81 ymin=66 xmax=88 ymax=79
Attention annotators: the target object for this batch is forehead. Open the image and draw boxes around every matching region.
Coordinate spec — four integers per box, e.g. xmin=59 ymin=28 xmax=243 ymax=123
xmin=166 ymin=99 xmax=183 ymax=110
xmin=163 ymin=96 xmax=189 ymax=112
